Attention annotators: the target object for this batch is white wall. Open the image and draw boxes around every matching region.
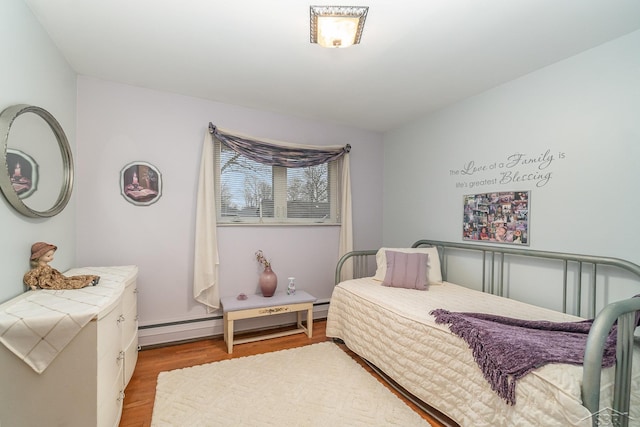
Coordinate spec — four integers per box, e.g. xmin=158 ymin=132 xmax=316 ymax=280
xmin=383 ymin=30 xmax=640 ymax=310
xmin=75 ymin=77 xmax=383 ymax=333
xmin=0 ymin=0 xmax=77 ymax=303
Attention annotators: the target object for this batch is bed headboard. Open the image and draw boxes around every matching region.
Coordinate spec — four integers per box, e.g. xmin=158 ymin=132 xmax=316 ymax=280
xmin=411 ymin=239 xmax=640 ymax=317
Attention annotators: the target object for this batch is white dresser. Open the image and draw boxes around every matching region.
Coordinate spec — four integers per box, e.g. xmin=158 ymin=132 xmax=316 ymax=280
xmin=0 ymin=265 xmax=138 ymax=427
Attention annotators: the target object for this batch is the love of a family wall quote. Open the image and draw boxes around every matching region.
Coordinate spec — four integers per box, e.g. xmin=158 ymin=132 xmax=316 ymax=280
xmin=450 ymin=149 xmax=566 ymax=189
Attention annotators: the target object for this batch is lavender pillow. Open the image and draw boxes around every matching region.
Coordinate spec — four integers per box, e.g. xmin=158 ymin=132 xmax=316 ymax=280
xmin=382 ymin=251 xmax=429 ymax=290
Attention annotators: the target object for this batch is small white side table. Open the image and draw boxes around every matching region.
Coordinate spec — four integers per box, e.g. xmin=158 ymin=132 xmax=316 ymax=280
xmin=220 ymin=290 xmax=317 ymax=354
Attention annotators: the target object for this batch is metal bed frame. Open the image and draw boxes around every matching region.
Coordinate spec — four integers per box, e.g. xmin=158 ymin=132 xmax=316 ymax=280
xmin=334 ymin=239 xmax=640 ymax=427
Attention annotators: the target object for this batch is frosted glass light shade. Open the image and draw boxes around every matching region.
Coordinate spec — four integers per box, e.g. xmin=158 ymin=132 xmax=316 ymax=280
xmin=310 ymin=6 xmax=369 ymax=49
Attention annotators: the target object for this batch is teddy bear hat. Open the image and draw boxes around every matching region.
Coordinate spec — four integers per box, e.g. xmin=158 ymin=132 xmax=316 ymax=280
xmin=30 ymin=242 xmax=57 ymax=260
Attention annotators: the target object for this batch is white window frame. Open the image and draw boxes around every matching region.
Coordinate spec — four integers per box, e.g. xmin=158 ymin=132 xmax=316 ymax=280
xmin=214 ymin=139 xmax=340 ymax=225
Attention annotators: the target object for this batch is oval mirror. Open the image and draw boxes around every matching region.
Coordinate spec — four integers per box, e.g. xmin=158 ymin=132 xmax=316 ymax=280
xmin=0 ymin=104 xmax=74 ymax=218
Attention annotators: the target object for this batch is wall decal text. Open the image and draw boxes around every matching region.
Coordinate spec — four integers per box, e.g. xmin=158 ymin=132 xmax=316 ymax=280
xmin=450 ymin=149 xmax=566 ymax=189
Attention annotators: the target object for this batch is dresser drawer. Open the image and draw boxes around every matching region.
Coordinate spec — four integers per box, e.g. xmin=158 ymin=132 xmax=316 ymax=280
xmin=98 ymin=364 xmax=124 ymax=427
xmin=123 ymin=334 xmax=139 ymax=386
xmin=122 ymin=303 xmax=138 ymax=345
xmin=122 ymin=282 xmax=137 ymax=314
xmin=97 ymin=304 xmax=122 ymax=362
xmin=98 ymin=347 xmax=124 ymax=402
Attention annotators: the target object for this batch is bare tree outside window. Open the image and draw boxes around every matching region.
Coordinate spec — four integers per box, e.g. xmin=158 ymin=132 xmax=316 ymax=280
xmin=287 ymin=165 xmax=329 ymax=219
xmin=216 ymin=142 xmax=337 ymax=224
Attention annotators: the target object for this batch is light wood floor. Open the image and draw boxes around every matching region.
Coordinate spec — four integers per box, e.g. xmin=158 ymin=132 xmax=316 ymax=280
xmin=119 ymin=319 xmax=446 ymax=427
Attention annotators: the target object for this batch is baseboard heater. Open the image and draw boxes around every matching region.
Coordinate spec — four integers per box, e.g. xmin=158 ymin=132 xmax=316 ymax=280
xmin=138 ymin=300 xmax=329 ymax=348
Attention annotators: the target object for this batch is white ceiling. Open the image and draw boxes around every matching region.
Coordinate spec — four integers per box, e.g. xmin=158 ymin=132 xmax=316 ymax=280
xmin=24 ymin=0 xmax=640 ymax=133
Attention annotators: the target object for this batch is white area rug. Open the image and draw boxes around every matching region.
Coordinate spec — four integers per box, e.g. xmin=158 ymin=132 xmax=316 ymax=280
xmin=151 ymin=342 xmax=432 ymax=426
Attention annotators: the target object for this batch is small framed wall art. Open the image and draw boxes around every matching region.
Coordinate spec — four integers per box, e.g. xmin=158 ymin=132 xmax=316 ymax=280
xmin=120 ymin=161 xmax=162 ymax=206
xmin=462 ymin=191 xmax=529 ymax=245
xmin=7 ymin=148 xmax=38 ymax=199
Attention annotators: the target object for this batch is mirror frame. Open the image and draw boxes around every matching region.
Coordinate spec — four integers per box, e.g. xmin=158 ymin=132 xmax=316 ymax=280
xmin=0 ymin=104 xmax=74 ymax=218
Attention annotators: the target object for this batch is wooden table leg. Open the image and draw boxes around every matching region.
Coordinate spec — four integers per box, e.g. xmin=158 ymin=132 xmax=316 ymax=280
xmin=225 ymin=315 xmax=234 ymax=354
xmin=223 ymin=313 xmax=228 ymax=343
xmin=296 ymin=311 xmax=303 ymax=329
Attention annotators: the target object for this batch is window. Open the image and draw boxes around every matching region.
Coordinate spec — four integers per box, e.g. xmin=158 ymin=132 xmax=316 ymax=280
xmin=214 ymin=139 xmax=339 ymax=224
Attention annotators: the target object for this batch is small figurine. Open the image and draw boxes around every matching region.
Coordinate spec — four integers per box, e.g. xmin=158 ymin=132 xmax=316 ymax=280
xmin=23 ymin=242 xmax=100 ymax=290
xmin=287 ymin=277 xmax=296 ymax=295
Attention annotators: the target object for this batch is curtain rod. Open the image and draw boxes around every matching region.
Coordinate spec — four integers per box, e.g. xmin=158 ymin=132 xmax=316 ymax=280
xmin=208 ymin=122 xmax=350 ymax=152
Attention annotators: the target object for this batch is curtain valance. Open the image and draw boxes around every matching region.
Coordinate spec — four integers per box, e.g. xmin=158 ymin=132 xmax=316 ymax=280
xmin=209 ymin=122 xmax=350 ymax=168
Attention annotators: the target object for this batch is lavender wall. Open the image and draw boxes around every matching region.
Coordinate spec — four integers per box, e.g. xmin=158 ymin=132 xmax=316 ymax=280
xmin=0 ymin=0 xmax=77 ymax=303
xmin=75 ymin=77 xmax=383 ymax=330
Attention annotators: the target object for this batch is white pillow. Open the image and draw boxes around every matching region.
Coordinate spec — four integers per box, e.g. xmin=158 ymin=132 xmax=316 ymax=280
xmin=373 ymin=247 xmax=443 ymax=285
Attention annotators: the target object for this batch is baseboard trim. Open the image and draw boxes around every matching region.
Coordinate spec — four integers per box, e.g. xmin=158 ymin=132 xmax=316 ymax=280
xmin=138 ymin=301 xmax=329 ymax=347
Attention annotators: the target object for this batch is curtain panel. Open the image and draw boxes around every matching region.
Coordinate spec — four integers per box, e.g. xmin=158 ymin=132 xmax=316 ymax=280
xmin=193 ymin=131 xmax=220 ymax=312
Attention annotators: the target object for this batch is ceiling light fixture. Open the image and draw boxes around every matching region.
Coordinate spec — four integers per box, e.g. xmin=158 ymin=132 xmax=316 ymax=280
xmin=310 ymin=6 xmax=369 ymax=48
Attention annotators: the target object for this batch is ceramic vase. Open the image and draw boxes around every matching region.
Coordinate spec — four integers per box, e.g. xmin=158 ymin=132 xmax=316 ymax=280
xmin=259 ymin=266 xmax=277 ymax=297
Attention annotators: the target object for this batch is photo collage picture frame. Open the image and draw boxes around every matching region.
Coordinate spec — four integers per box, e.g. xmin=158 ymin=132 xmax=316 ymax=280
xmin=463 ymin=191 xmax=529 ymax=245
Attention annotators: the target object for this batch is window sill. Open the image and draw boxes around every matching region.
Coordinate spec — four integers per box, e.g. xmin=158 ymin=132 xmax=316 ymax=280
xmin=217 ymin=221 xmax=340 ymax=227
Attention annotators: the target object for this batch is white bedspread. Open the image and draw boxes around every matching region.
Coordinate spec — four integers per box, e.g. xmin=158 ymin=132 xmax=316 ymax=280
xmin=326 ymin=278 xmax=640 ymax=427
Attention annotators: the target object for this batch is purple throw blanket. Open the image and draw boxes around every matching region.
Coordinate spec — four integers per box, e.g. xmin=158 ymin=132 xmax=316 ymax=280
xmin=430 ymin=309 xmax=620 ymax=405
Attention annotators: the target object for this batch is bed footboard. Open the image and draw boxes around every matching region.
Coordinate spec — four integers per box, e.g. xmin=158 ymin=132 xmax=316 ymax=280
xmin=583 ymin=298 xmax=640 ymax=427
